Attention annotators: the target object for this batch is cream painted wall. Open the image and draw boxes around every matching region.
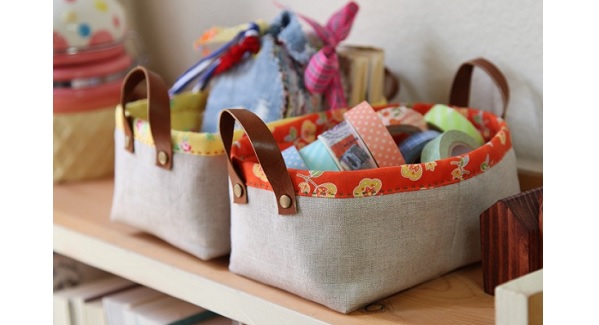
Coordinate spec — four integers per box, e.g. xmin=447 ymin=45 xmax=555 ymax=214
xmin=122 ymin=0 xmax=542 ymax=173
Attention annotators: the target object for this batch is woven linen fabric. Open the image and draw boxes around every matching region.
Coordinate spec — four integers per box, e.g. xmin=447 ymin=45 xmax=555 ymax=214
xmin=229 ymin=148 xmax=520 ymax=313
xmin=111 ymin=130 xmax=231 ymax=260
xmin=110 ymin=85 xmax=234 ymax=261
xmin=53 ymin=105 xmax=116 ymax=183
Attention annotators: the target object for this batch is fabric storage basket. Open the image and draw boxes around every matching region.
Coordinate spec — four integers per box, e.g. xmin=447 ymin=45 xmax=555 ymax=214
xmin=110 ymin=66 xmax=232 ymax=260
xmin=219 ymin=58 xmax=521 ymax=313
xmin=109 ymin=66 xmax=296 ymax=260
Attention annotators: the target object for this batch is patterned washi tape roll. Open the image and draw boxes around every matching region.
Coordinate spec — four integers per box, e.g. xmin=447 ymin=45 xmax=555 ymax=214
xmin=343 ymin=101 xmax=406 ymax=167
xmin=298 ymin=139 xmax=341 ymax=171
xmin=420 ymin=129 xmax=480 ymax=163
xmin=378 ymin=105 xmax=428 ymax=145
xmin=281 ymin=145 xmax=308 ymax=170
xmin=317 ymin=120 xmax=377 ymax=171
xmin=377 ymin=105 xmax=428 ymax=132
xmin=399 ymin=130 xmax=442 ymax=164
xmin=423 ymin=104 xmax=485 ymax=145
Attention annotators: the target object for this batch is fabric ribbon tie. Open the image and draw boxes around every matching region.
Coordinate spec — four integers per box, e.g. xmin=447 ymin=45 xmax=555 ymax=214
xmin=300 ymin=1 xmax=359 ymax=109
xmin=168 ymin=22 xmax=261 ymax=95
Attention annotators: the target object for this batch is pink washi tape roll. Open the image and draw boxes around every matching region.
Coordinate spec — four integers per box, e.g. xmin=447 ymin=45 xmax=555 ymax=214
xmin=318 ymin=120 xmax=377 ymax=171
xmin=377 ymin=105 xmax=428 ymax=131
xmin=344 ymin=101 xmax=406 ymax=167
xmin=377 ymin=105 xmax=428 ymax=146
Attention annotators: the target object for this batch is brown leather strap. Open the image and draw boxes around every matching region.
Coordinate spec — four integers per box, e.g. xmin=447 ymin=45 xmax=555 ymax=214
xmin=449 ymin=58 xmax=509 ymax=119
xmin=120 ymin=66 xmax=173 ymax=170
xmin=219 ymin=109 xmax=297 ymax=215
xmin=384 ymin=67 xmax=400 ymax=100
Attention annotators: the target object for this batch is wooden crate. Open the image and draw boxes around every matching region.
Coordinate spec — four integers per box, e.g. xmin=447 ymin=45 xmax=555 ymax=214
xmin=480 ymin=187 xmax=543 ymax=295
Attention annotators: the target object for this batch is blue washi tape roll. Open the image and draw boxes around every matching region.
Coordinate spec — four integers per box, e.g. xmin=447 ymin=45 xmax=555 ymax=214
xmin=298 ymin=139 xmax=340 ymax=171
xmin=281 ymin=145 xmax=308 ymax=170
xmin=420 ymin=129 xmax=480 ymax=163
xmin=399 ymin=130 xmax=442 ymax=164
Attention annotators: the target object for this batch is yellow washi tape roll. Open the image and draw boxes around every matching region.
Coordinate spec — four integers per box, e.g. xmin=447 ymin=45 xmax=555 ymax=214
xmin=420 ymin=130 xmax=480 ymax=163
xmin=423 ymin=104 xmax=484 ymax=145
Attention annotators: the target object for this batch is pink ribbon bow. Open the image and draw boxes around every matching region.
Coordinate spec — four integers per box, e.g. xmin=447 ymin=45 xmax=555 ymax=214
xmin=301 ymin=2 xmax=359 ymax=110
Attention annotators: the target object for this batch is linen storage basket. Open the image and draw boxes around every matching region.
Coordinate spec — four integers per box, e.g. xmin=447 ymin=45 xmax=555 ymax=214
xmin=219 ymin=58 xmax=521 ymax=313
xmin=109 ymin=66 xmax=304 ymax=260
xmin=110 ymin=66 xmax=233 ymax=260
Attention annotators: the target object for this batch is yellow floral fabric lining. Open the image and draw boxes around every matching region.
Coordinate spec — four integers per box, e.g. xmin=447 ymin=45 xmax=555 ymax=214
xmin=115 ymin=91 xmax=296 ymax=156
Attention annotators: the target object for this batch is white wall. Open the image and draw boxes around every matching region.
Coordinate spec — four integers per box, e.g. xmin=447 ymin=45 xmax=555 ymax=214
xmin=123 ymin=0 xmax=542 ymax=173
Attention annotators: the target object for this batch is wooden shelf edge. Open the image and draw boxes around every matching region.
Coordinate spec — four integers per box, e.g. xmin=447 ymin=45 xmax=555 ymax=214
xmin=53 ymin=224 xmax=330 ymax=325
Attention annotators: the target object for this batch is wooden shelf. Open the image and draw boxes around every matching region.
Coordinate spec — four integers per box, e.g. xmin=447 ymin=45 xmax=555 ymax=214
xmin=54 ymin=178 xmax=495 ymax=325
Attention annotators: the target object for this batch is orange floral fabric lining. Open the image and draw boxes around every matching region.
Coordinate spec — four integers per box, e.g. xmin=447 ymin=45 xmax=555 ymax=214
xmin=231 ymin=103 xmax=512 ymax=198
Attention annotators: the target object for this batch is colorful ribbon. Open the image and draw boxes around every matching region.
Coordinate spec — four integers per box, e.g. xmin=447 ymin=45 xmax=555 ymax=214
xmin=296 ymin=2 xmax=359 ymax=110
xmin=168 ymin=22 xmax=262 ymax=96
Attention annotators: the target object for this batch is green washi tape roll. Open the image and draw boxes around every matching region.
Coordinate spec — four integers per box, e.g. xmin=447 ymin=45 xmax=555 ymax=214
xmin=420 ymin=130 xmax=480 ymax=162
xmin=424 ymin=104 xmax=485 ymax=145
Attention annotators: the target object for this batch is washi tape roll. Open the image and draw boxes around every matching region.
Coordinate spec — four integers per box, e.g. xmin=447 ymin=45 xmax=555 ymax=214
xmin=423 ymin=104 xmax=485 ymax=145
xmin=420 ymin=129 xmax=480 ymax=163
xmin=377 ymin=105 xmax=428 ymax=131
xmin=387 ymin=124 xmax=423 ymax=147
xmin=344 ymin=101 xmax=406 ymax=167
xmin=399 ymin=130 xmax=441 ymax=164
xmin=317 ymin=120 xmax=377 ymax=171
xmin=298 ymin=139 xmax=341 ymax=171
xmin=281 ymin=145 xmax=308 ymax=170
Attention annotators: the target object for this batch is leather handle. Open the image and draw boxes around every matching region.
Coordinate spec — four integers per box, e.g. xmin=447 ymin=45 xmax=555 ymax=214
xmin=219 ymin=109 xmax=297 ymax=215
xmin=120 ymin=66 xmax=173 ymax=170
xmin=449 ymin=58 xmax=509 ymax=119
xmin=384 ymin=67 xmax=400 ymax=100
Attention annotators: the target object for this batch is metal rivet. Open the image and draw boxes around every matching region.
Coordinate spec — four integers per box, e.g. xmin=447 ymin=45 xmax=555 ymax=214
xmin=279 ymin=195 xmax=292 ymax=209
xmin=233 ymin=184 xmax=244 ymax=198
xmin=158 ymin=151 xmax=169 ymax=165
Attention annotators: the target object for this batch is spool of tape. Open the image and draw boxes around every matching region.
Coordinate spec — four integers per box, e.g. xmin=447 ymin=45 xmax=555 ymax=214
xmin=420 ymin=129 xmax=480 ymax=163
xmin=344 ymin=101 xmax=406 ymax=167
xmin=377 ymin=105 xmax=428 ymax=131
xmin=399 ymin=130 xmax=441 ymax=164
xmin=298 ymin=139 xmax=340 ymax=171
xmin=281 ymin=145 xmax=308 ymax=170
xmin=317 ymin=120 xmax=377 ymax=171
xmin=423 ymin=104 xmax=484 ymax=145
xmin=387 ymin=124 xmax=423 ymax=148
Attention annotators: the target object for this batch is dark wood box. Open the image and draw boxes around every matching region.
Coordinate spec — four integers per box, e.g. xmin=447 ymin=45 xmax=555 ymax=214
xmin=480 ymin=187 xmax=543 ymax=295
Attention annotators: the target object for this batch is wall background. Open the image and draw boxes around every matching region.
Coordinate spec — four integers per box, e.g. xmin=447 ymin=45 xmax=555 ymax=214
xmin=121 ymin=0 xmax=542 ymax=173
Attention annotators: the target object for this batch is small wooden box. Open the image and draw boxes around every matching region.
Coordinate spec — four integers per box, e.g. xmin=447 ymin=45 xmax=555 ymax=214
xmin=480 ymin=187 xmax=543 ymax=295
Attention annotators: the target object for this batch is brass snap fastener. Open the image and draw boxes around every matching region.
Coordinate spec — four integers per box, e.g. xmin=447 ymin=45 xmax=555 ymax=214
xmin=157 ymin=151 xmax=169 ymax=165
xmin=233 ymin=184 xmax=244 ymax=198
xmin=279 ymin=195 xmax=292 ymax=209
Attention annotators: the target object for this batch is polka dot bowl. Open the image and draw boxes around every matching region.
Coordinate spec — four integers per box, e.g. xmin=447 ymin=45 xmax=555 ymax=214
xmin=53 ymin=0 xmax=129 ymax=65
